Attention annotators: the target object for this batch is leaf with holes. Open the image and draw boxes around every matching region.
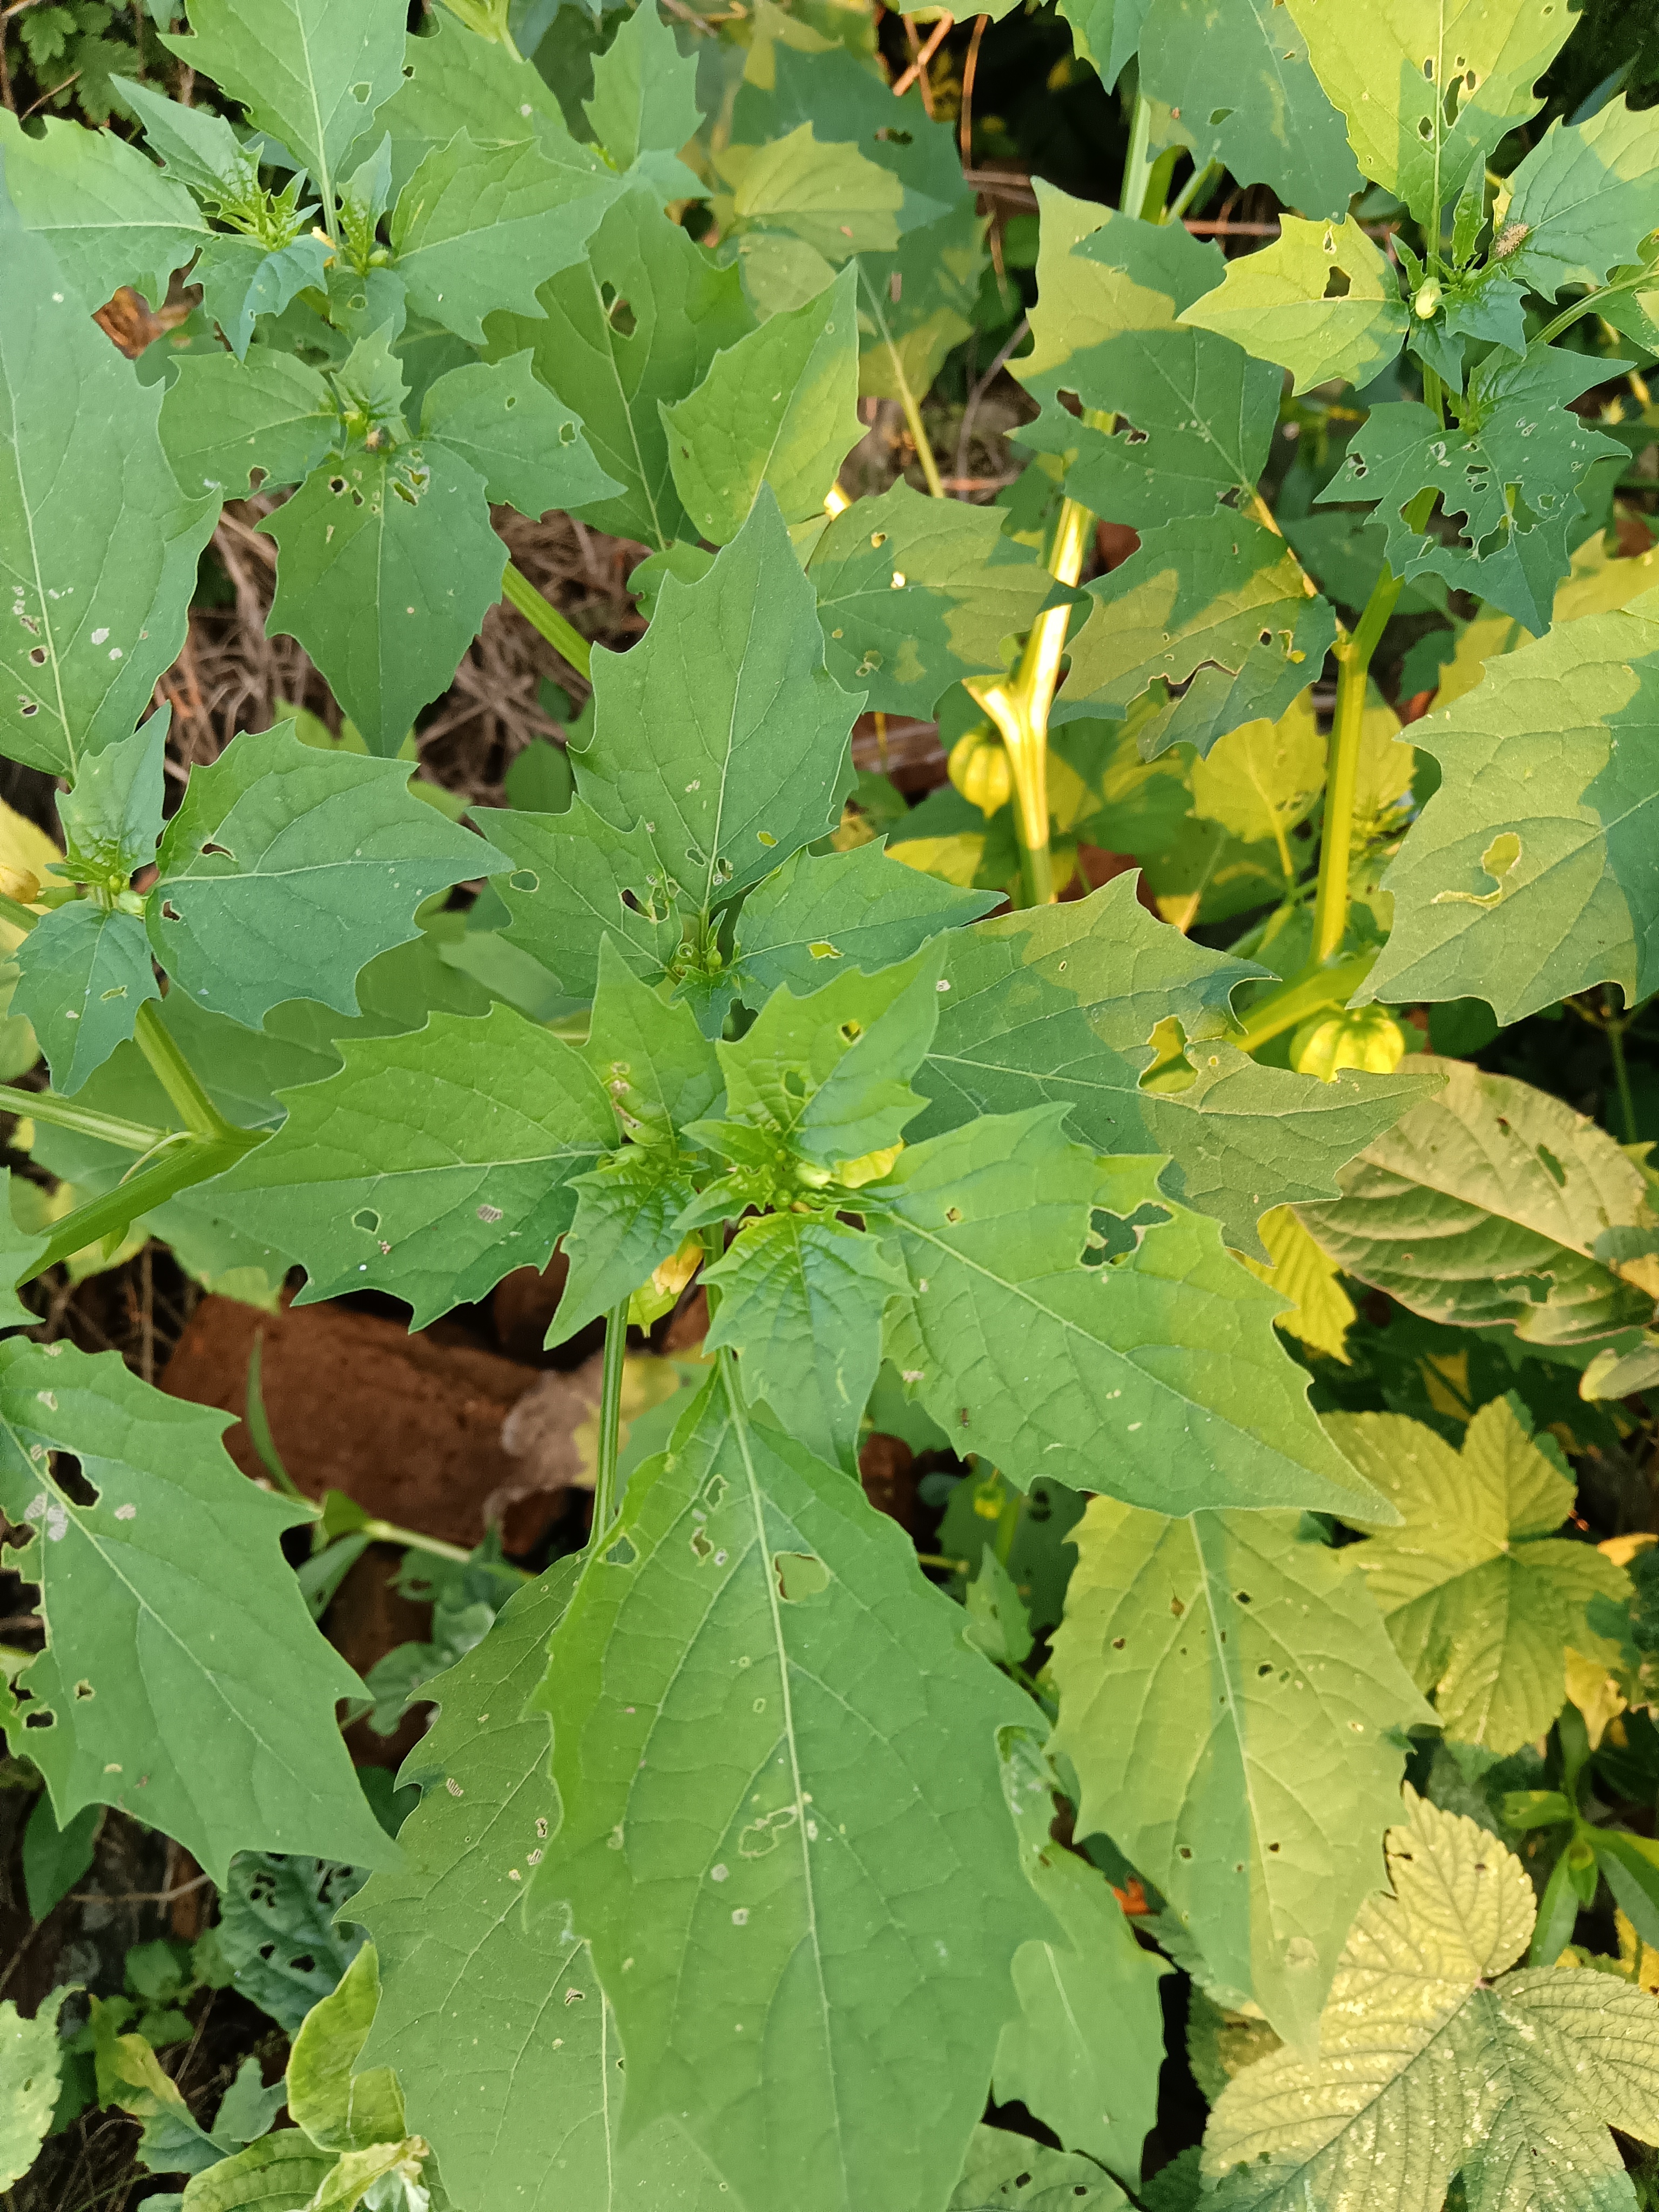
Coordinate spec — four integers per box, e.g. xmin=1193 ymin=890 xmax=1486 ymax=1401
xmin=0 ymin=1338 xmax=391 ymax=1880
xmin=12 ymin=905 xmax=160 ymax=1095
xmin=1179 ymin=215 xmax=1410 ymax=396
xmin=528 ymin=1361 xmax=1047 ymax=2212
xmin=1502 ymin=98 xmax=1659 ymax=295
xmin=732 ymin=841 xmax=998 ymax=1007
xmin=479 ymin=798 xmax=683 ymax=1004
xmin=0 ymin=112 xmax=206 ymax=311
xmin=159 ymin=350 xmax=342 ymax=502
xmin=417 ymin=352 xmax=621 ymax=518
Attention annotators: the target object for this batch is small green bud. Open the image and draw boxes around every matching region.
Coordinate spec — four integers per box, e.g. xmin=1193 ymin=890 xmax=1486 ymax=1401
xmin=1413 ymin=279 xmax=1442 ymax=320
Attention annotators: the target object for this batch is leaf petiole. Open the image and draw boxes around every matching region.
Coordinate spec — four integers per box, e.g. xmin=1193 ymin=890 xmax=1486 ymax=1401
xmin=133 ymin=1001 xmax=242 ymax=1142
xmin=0 ymin=1084 xmax=167 ymax=1154
xmin=501 ymin=561 xmax=594 ymax=679
xmin=590 ymin=1295 xmax=631 ymax=1545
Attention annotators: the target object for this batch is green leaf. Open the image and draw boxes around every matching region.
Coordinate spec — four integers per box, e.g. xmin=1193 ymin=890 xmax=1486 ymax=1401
xmin=178 ymin=2133 xmax=336 ymax=2212
xmin=718 ymin=120 xmax=909 ymax=266
xmin=217 ymin=1853 xmax=368 ymax=2032
xmin=210 ymin=1002 xmax=616 ymax=1325
xmin=0 ymin=213 xmax=217 ymax=778
xmin=389 ymin=128 xmax=621 ymax=344
xmin=805 ymin=481 xmax=1067 ymax=719
xmin=193 ymin=232 xmax=333 ymax=362
xmin=377 ymin=8 xmax=574 ymax=191
xmin=1139 ymin=0 xmax=1363 ymax=219
xmin=261 ymin=437 xmax=505 ymax=756
xmin=22 ymin=1793 xmax=100 ymax=1920
xmin=1283 ymin=0 xmax=1575 ymax=228
xmin=1178 ymin=214 xmax=1409 ymax=396
xmin=553 ymin=1144 xmax=703 ymax=1346
xmin=880 ymin=1108 xmax=1388 ymax=1518
xmin=704 ymin=1212 xmax=907 ymax=1467
xmin=913 ymin=876 xmax=1438 ymax=1259
xmin=479 ymin=796 xmax=683 ymax=1002
xmin=1363 ymin=598 xmax=1659 ymax=1027
xmin=147 ymin=721 xmax=505 ymax=1029
xmin=583 ymin=936 xmax=725 ymax=1144
xmin=733 ymin=840 xmax=997 ymax=1005
xmin=1054 ymin=0 xmax=1147 ymax=91
xmin=1057 ymin=514 xmax=1338 ymax=758
xmin=113 ymin=71 xmax=257 ymax=201
xmin=1319 ymin=347 xmax=1627 ymax=636
xmin=59 ymin=704 xmax=167 ymax=882
xmin=1502 ymin=99 xmax=1659 ymax=294
xmin=491 ymin=187 xmax=756 ymax=551
xmin=530 ymin=1362 xmax=1046 ymax=2212
xmin=950 ymin=2129 xmax=1129 ymax=2210
xmin=1201 ymin=1791 xmax=1659 ymax=2212
xmin=354 ymin=1562 xmax=729 ymax=2209
xmin=993 ymin=1735 xmax=1169 ymax=2182
xmin=0 ymin=1338 xmax=392 ymax=1880
xmin=1296 ymin=1055 xmax=1659 ymax=1346
xmin=1051 ymin=1501 xmax=1431 ymax=2043
xmin=159 ymin=0 xmax=407 ymax=218
xmin=286 ymin=1945 xmax=403 ymax=2153
xmin=419 ymin=350 xmax=621 ymax=517
xmin=13 ymin=904 xmax=160 ymax=1094
xmin=0 ymin=1990 xmax=69 ymax=2191
xmin=1014 ymin=187 xmax=1282 ymax=524
xmin=0 ymin=111 xmax=206 ymax=309
xmin=584 ymin=0 xmax=702 ymax=185
xmin=1324 ymin=1394 xmax=1629 ymax=1755
xmin=663 ymin=265 xmax=862 ymax=545
xmin=159 ymin=348 xmax=341 ymax=501
xmin=575 ymin=491 xmax=860 ymax=918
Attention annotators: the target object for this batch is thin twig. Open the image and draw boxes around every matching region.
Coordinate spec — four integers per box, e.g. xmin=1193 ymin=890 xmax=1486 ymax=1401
xmin=955 ymin=313 xmax=1029 ymax=487
xmin=70 ymin=1873 xmax=215 ymax=1905
xmin=959 ymin=12 xmax=986 ymax=165
xmin=892 ymin=10 xmax=952 ymax=99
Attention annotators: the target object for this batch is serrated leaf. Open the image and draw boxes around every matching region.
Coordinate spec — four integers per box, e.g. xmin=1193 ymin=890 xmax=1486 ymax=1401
xmin=1179 ymin=214 xmax=1409 ymax=396
xmin=1239 ymin=1204 xmax=1355 ymax=1363
xmin=720 ymin=120 xmax=909 ymax=261
xmin=1433 ymin=534 xmax=1659 ymax=710
xmin=912 ymin=876 xmax=1438 ymax=1259
xmin=114 ymin=72 xmax=255 ymax=201
xmin=490 ymin=187 xmax=755 ymax=551
xmin=733 ymin=840 xmax=997 ymax=1005
xmin=14 ymin=905 xmax=160 ymax=1094
xmin=1139 ymin=0 xmax=1362 ymax=218
xmin=390 ymin=128 xmax=619 ymax=344
xmin=1363 ymin=604 xmax=1659 ymax=1024
xmin=194 ymin=231 xmax=333 ymax=362
xmin=419 ymin=350 xmax=621 ymax=517
xmin=479 ymin=795 xmax=683 ymax=1001
xmin=530 ymin=1361 xmax=1046 ymax=2212
xmin=583 ymin=936 xmax=725 ymax=1144
xmin=1054 ymin=0 xmax=1147 ymax=90
xmin=1317 ymin=347 xmax=1626 ymax=635
xmin=1014 ymin=186 xmax=1281 ymax=524
xmin=663 ymin=264 xmax=862 ymax=545
xmin=210 ymin=1002 xmax=615 ymax=1324
xmin=1283 ymin=0 xmax=1575 ymax=228
xmin=0 ymin=1338 xmax=391 ymax=1880
xmin=994 ymin=1736 xmax=1169 ymax=2181
xmin=574 ymin=491 xmax=860 ymax=918
xmin=1502 ymin=99 xmax=1659 ymax=294
xmin=262 ymin=438 xmax=504 ymax=756
xmin=1325 ymin=1395 xmax=1629 ymax=1754
xmin=0 ymin=111 xmax=206 ymax=309
xmin=354 ymin=1561 xmax=727 ymax=2209
xmin=1202 ymin=1792 xmax=1659 ymax=2212
xmin=879 ymin=1108 xmax=1387 ymax=1517
xmin=950 ymin=2128 xmax=1129 ymax=2210
xmin=1 ymin=214 xmax=216 ymax=778
xmin=553 ymin=1145 xmax=703 ymax=1348
xmin=1296 ymin=1055 xmax=1659 ymax=1346
xmin=160 ymin=0 xmax=406 ymax=217
xmin=146 ymin=720 xmax=504 ymax=1028
xmin=806 ymin=480 xmax=1065 ymax=718
xmin=1054 ymin=1503 xmax=1432 ymax=2042
xmin=159 ymin=348 xmax=341 ymax=501
xmin=1057 ymin=514 xmax=1337 ymax=759
xmin=378 ymin=8 xmax=574 ymax=190
xmin=585 ymin=0 xmax=702 ymax=181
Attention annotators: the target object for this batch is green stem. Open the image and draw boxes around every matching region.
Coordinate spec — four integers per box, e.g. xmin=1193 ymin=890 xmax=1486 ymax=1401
xmin=859 ymin=267 xmax=946 ymax=497
xmin=0 ymin=893 xmax=39 ymax=935
xmin=244 ymin=1332 xmax=307 ymax=1502
xmin=1536 ymin=272 xmax=1649 ymax=349
xmin=0 ymin=1086 xmax=165 ymax=1154
xmin=502 ymin=561 xmax=594 ymax=679
xmin=1164 ymin=158 xmax=1220 ymax=226
xmin=34 ymin=1130 xmax=261 ymax=1276
xmin=1118 ymin=89 xmax=1154 ymax=216
xmin=1608 ymin=1013 xmax=1638 ymax=1144
xmin=590 ymin=1296 xmax=631 ymax=1545
xmin=992 ymin=1481 xmax=1022 ymax=1567
xmin=1230 ymin=948 xmax=1379 ymax=1055
xmin=133 ymin=1002 xmax=239 ymax=1141
xmin=1311 ymin=565 xmax=1403 ymax=965
xmin=361 ymin=1518 xmax=476 ymax=1568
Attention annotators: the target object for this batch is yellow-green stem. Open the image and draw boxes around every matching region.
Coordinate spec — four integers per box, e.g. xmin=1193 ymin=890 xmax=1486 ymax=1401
xmin=502 ymin=560 xmax=594 ymax=678
xmin=895 ymin=369 xmax=947 ymax=498
xmin=0 ymin=1085 xmax=165 ymax=1154
xmin=1231 ymin=948 xmax=1379 ymax=1055
xmin=591 ymin=1297 xmax=631 ymax=1544
xmin=133 ymin=1001 xmax=241 ymax=1141
xmin=35 ymin=1129 xmax=262 ymax=1275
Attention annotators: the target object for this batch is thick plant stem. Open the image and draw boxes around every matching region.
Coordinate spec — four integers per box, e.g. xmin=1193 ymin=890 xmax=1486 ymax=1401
xmin=133 ymin=1002 xmax=242 ymax=1141
xmin=590 ymin=1297 xmax=631 ymax=1545
xmin=1310 ymin=562 xmax=1405 ymax=964
xmin=1231 ymin=947 xmax=1378 ymax=1054
xmin=502 ymin=561 xmax=594 ymax=679
xmin=0 ymin=1085 xmax=165 ymax=1154
xmin=35 ymin=1129 xmax=261 ymax=1276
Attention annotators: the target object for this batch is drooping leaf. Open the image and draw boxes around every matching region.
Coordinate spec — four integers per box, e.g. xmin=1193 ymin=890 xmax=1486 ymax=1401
xmin=584 ymin=0 xmax=703 ymax=191
xmin=179 ymin=2131 xmax=338 ymax=2211
xmin=159 ymin=0 xmax=408 ymax=217
xmin=806 ymin=480 xmax=1068 ymax=718
xmin=530 ymin=1363 xmax=1047 ymax=2212
xmin=1296 ymin=1055 xmax=1659 ymax=1347
xmin=262 ymin=436 xmax=505 ymax=756
xmin=1325 ymin=1394 xmax=1630 ymax=1755
xmin=493 ymin=199 xmax=751 ymax=560
xmin=354 ymin=1562 xmax=728 ymax=2210
xmin=0 ymin=214 xmax=216 ymax=777
xmin=1140 ymin=0 xmax=1363 ymax=218
xmin=879 ymin=1108 xmax=1388 ymax=1518
xmin=13 ymin=904 xmax=160 ymax=1095
xmin=0 ymin=111 xmax=206 ymax=309
xmin=994 ymin=1735 xmax=1169 ymax=2182
xmin=210 ymin=1003 xmax=616 ymax=1325
xmin=1317 ymin=347 xmax=1627 ymax=636
xmin=1361 ymin=603 xmax=1659 ymax=1024
xmin=1283 ymin=0 xmax=1576 ymax=227
xmin=159 ymin=349 xmax=341 ymax=501
xmin=1056 ymin=514 xmax=1338 ymax=759
xmin=912 ymin=877 xmax=1439 ymax=1259
xmin=1014 ymin=187 xmax=1281 ymax=524
xmin=1052 ymin=1500 xmax=1429 ymax=2042
xmin=1178 ymin=214 xmax=1409 ymax=396
xmin=0 ymin=1338 xmax=392 ymax=1880
xmin=732 ymin=840 xmax=997 ymax=1006
xmin=1502 ymin=98 xmax=1659 ymax=294
xmin=1 ymin=1990 xmax=70 ymax=2190
xmin=417 ymin=350 xmax=620 ymax=517
xmin=1202 ymin=1792 xmax=1659 ymax=2212
xmin=285 ymin=1945 xmax=403 ymax=2153
xmin=662 ymin=265 xmax=862 ymax=545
